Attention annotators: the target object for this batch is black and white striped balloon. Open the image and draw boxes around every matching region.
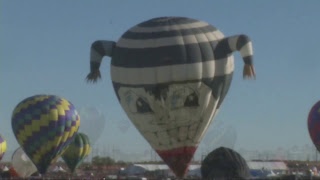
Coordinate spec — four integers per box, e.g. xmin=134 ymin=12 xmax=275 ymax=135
xmin=87 ymin=16 xmax=255 ymax=178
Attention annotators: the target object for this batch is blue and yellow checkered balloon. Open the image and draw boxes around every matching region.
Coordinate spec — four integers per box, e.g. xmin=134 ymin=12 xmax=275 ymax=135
xmin=11 ymin=95 xmax=80 ymax=174
xmin=0 ymin=134 xmax=7 ymax=161
xmin=62 ymin=132 xmax=91 ymax=173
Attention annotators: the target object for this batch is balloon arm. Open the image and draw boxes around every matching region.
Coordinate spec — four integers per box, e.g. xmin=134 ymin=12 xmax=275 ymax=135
xmin=215 ymin=35 xmax=256 ymax=79
xmin=86 ymin=40 xmax=116 ymax=83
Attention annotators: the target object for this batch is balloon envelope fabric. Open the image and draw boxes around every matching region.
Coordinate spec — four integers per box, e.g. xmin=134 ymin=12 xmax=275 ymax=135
xmin=11 ymin=147 xmax=37 ymax=178
xmin=62 ymin=132 xmax=91 ymax=173
xmin=11 ymin=95 xmax=80 ymax=174
xmin=201 ymin=147 xmax=250 ymax=179
xmin=78 ymin=107 xmax=105 ymax=145
xmin=0 ymin=134 xmax=7 ymax=161
xmin=308 ymin=101 xmax=320 ymax=151
xmin=86 ymin=16 xmax=255 ymax=178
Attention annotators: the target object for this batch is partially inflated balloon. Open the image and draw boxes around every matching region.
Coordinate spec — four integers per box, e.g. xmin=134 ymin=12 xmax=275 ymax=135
xmin=78 ymin=107 xmax=105 ymax=145
xmin=11 ymin=147 xmax=37 ymax=178
xmin=86 ymin=16 xmax=255 ymax=178
xmin=11 ymin=95 xmax=80 ymax=174
xmin=62 ymin=132 xmax=91 ymax=173
xmin=202 ymin=121 xmax=237 ymax=152
xmin=308 ymin=101 xmax=320 ymax=151
xmin=0 ymin=134 xmax=7 ymax=161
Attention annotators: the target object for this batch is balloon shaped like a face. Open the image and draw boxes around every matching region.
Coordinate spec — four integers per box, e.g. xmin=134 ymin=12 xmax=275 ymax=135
xmin=87 ymin=16 xmax=255 ymax=178
xmin=11 ymin=95 xmax=80 ymax=174
xmin=308 ymin=101 xmax=320 ymax=151
xmin=62 ymin=132 xmax=91 ymax=173
xmin=11 ymin=147 xmax=37 ymax=178
xmin=0 ymin=134 xmax=7 ymax=161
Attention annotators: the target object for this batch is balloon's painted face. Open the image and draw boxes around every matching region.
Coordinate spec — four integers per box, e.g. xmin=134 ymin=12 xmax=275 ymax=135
xmin=123 ymin=84 xmax=200 ymax=125
xmin=117 ymin=82 xmax=219 ymax=150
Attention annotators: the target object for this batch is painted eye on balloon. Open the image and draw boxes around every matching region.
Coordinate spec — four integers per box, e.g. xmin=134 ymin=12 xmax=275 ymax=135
xmin=184 ymin=92 xmax=199 ymax=107
xmin=170 ymin=88 xmax=199 ymax=109
xmin=124 ymin=91 xmax=153 ymax=114
xmin=136 ymin=97 xmax=153 ymax=113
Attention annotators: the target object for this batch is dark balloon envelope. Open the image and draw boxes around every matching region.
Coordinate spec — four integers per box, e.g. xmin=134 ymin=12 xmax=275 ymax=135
xmin=308 ymin=101 xmax=320 ymax=151
xmin=86 ymin=16 xmax=256 ymax=178
xmin=201 ymin=147 xmax=250 ymax=179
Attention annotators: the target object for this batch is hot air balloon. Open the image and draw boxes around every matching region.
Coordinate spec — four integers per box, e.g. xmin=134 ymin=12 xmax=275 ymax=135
xmin=11 ymin=94 xmax=80 ymax=174
xmin=86 ymin=16 xmax=255 ymax=178
xmin=0 ymin=134 xmax=7 ymax=161
xmin=308 ymin=100 xmax=320 ymax=151
xmin=78 ymin=107 xmax=106 ymax=145
xmin=201 ymin=147 xmax=250 ymax=179
xmin=202 ymin=120 xmax=237 ymax=153
xmin=62 ymin=132 xmax=91 ymax=173
xmin=11 ymin=147 xmax=37 ymax=178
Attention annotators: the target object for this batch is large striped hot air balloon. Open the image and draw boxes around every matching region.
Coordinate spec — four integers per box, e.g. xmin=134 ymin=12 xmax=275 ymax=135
xmin=11 ymin=95 xmax=80 ymax=174
xmin=86 ymin=16 xmax=255 ymax=178
xmin=0 ymin=134 xmax=7 ymax=161
xmin=62 ymin=132 xmax=91 ymax=173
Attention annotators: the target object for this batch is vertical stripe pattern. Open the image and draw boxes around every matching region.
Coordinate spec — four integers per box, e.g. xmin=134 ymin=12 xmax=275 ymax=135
xmin=62 ymin=132 xmax=91 ymax=173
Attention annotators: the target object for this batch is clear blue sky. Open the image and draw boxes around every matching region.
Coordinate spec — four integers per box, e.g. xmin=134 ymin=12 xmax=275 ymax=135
xmin=1 ymin=0 xmax=320 ymax=161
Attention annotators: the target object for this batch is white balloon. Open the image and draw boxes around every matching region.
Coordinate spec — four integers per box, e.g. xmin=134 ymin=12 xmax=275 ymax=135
xmin=78 ymin=106 xmax=106 ymax=145
xmin=11 ymin=147 xmax=37 ymax=178
xmin=202 ymin=120 xmax=237 ymax=153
